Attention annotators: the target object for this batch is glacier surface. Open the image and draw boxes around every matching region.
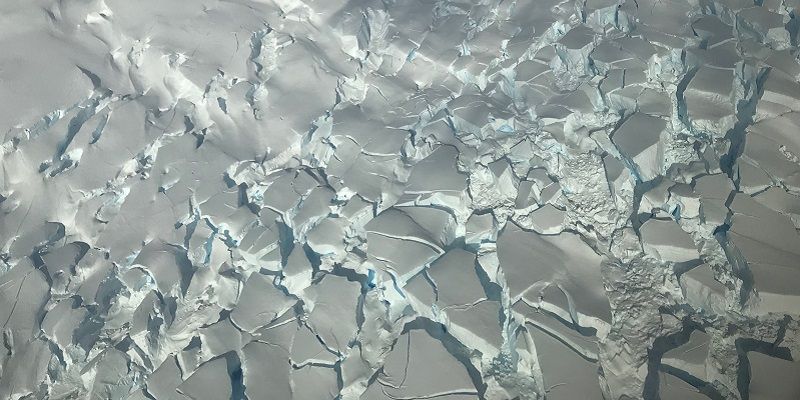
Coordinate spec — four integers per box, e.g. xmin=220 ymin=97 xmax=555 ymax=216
xmin=2 ymin=0 xmax=800 ymax=399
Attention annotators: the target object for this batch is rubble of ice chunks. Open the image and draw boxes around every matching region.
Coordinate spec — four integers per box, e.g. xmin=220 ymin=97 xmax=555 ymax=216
xmin=2 ymin=0 xmax=800 ymax=399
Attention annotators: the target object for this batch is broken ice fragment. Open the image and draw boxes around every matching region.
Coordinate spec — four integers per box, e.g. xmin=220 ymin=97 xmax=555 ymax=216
xmin=230 ymin=272 xmax=295 ymax=332
xmin=611 ymin=113 xmax=666 ymax=181
xmin=640 ymin=218 xmax=700 ymax=263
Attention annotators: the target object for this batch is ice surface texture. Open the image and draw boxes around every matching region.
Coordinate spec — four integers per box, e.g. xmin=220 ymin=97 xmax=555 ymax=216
xmin=1 ymin=0 xmax=800 ymax=399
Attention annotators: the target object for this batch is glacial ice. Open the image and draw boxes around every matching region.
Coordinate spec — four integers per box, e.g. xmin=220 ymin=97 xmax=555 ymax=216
xmin=1 ymin=0 xmax=800 ymax=399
